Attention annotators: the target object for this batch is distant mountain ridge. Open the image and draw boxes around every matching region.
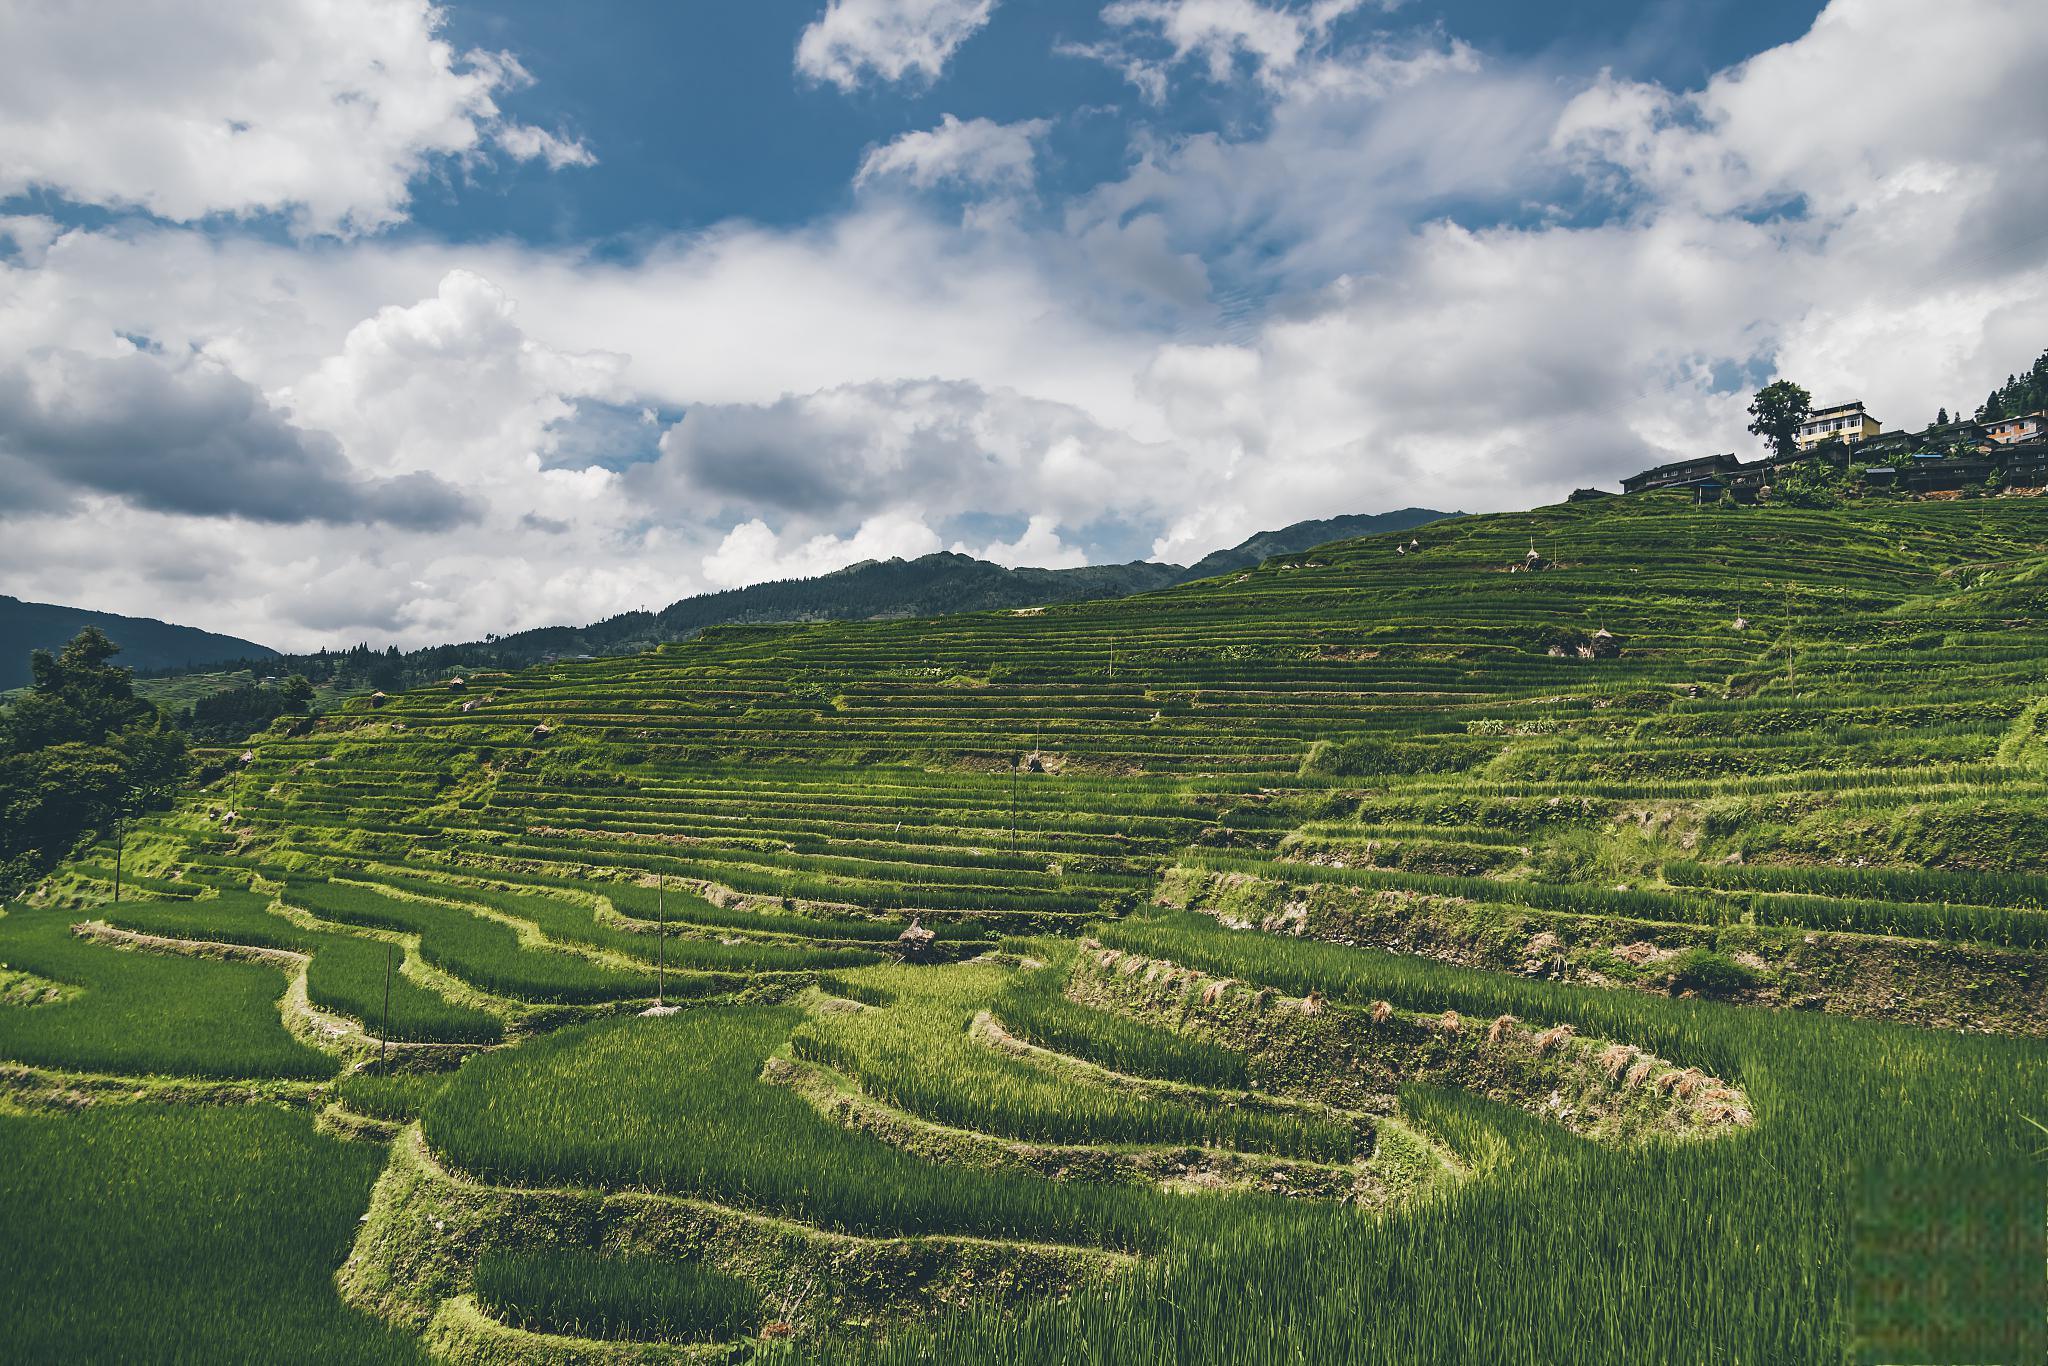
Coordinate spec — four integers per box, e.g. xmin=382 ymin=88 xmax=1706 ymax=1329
xmin=0 ymin=594 xmax=277 ymax=689
xmin=22 ymin=507 xmax=1457 ymax=694
xmin=370 ymin=507 xmax=1458 ymax=672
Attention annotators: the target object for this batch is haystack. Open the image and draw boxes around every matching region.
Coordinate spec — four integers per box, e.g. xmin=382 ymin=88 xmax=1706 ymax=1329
xmin=897 ymin=916 xmax=938 ymax=961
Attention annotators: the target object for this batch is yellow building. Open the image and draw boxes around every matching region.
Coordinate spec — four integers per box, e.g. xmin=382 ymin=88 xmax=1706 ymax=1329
xmin=1796 ymin=400 xmax=1881 ymax=451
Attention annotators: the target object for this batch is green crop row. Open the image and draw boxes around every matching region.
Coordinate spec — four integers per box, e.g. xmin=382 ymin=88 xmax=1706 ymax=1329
xmin=420 ymin=1006 xmax=1201 ymax=1250
xmin=988 ymin=959 xmax=1251 ymax=1090
xmin=101 ymin=893 xmax=504 ymax=1044
xmin=0 ymin=901 xmax=335 ymax=1078
xmin=793 ymin=963 xmax=1352 ymax=1161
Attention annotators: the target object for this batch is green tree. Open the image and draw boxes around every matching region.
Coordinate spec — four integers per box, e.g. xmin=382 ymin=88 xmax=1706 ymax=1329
xmin=279 ymin=674 xmax=315 ymax=711
xmin=0 ymin=629 xmax=189 ymax=898
xmin=1747 ymin=381 xmax=1813 ymax=459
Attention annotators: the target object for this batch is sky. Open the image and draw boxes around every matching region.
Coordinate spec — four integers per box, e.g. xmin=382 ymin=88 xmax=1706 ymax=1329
xmin=2 ymin=0 xmax=2046 ymax=652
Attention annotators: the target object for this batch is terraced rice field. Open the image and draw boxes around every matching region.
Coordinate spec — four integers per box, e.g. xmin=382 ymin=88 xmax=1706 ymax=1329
xmin=5 ymin=494 xmax=2045 ymax=1363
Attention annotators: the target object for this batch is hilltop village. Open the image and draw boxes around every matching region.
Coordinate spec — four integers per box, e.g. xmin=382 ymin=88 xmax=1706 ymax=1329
xmin=1615 ymin=354 xmax=2048 ymax=503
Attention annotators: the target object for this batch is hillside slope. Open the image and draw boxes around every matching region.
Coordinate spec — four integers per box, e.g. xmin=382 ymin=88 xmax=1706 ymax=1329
xmin=0 ymin=594 xmax=276 ymax=688
xmin=18 ymin=493 xmax=2047 ymax=1363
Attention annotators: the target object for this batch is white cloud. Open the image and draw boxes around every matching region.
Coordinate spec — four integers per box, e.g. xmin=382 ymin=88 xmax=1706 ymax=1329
xmin=954 ymin=514 xmax=1089 ymax=568
xmin=283 ymin=269 xmax=627 ymax=484
xmin=637 ymin=377 xmax=1188 ymax=533
xmin=0 ymin=344 xmax=478 ymax=528
xmin=1063 ymin=31 xmax=1541 ymax=293
xmin=493 ymin=123 xmax=597 ymax=171
xmin=702 ymin=511 xmax=945 ymax=588
xmin=1554 ymin=0 xmax=2048 ymax=225
xmin=796 ymin=0 xmax=996 ymax=90
xmin=0 ymin=0 xmax=588 ymax=234
xmin=857 ymin=115 xmax=1050 ymax=191
xmin=1085 ymin=0 xmax=1383 ymax=99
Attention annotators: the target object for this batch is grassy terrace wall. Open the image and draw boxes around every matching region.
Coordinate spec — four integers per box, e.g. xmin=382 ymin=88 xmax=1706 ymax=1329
xmin=7 ymin=494 xmax=2048 ymax=1363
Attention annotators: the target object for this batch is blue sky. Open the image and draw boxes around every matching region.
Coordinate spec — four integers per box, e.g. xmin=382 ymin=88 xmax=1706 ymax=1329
xmin=1 ymin=0 xmax=2043 ymax=649
xmin=404 ymin=0 xmax=1824 ymax=247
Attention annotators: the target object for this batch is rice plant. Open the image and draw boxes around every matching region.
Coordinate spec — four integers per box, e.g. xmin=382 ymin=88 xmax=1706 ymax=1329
xmin=472 ymin=1249 xmax=760 ymax=1344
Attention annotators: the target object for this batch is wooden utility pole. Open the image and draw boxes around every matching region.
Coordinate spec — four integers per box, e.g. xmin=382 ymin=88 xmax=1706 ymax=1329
xmin=380 ymin=943 xmax=394 ymax=1072
xmin=655 ymin=871 xmax=667 ymax=1008
xmin=1785 ymin=581 xmax=1796 ymax=688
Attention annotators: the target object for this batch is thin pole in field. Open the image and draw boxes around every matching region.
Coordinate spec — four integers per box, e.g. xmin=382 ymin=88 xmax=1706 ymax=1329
xmin=655 ymin=871 xmax=666 ymax=1008
xmin=380 ymin=943 xmax=393 ymax=1071
xmin=112 ymin=812 xmax=124 ymax=904
xmin=1784 ymin=581 xmax=1795 ymax=688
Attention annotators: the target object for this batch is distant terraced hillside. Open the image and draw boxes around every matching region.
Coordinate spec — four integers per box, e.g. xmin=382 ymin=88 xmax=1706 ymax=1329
xmin=183 ymin=496 xmax=2048 ymax=947
xmin=11 ymin=493 xmax=2047 ymax=1364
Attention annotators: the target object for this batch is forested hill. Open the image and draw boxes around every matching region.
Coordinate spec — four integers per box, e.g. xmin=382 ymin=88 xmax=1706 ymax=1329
xmin=0 ymin=595 xmax=275 ymax=689
xmin=343 ymin=553 xmax=1192 ymax=689
xmin=1174 ymin=508 xmax=1458 ymax=581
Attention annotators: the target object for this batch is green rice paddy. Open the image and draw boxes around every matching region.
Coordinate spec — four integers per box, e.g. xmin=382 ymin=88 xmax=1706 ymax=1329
xmin=4 ymin=495 xmax=2043 ymax=1362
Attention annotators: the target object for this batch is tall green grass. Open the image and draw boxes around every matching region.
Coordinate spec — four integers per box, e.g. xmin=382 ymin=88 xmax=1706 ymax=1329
xmin=421 ymin=1007 xmax=1198 ymax=1250
xmin=284 ymin=878 xmax=656 ymax=1004
xmin=101 ymin=892 xmax=502 ymax=1044
xmin=473 ymin=1250 xmax=760 ymax=1344
xmin=990 ymin=965 xmax=1251 ymax=1090
xmin=0 ymin=902 xmax=334 ymax=1078
xmin=0 ymin=1106 xmax=424 ymax=1362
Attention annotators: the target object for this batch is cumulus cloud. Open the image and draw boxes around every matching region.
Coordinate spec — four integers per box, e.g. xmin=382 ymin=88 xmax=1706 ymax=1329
xmin=1553 ymin=0 xmax=2048 ymax=227
xmin=856 ymin=115 xmax=1050 ymax=191
xmin=637 ymin=378 xmax=1187 ymax=530
xmin=796 ymin=0 xmax=996 ymax=90
xmin=954 ymin=514 xmax=1088 ymax=568
xmin=1078 ymin=0 xmax=1384 ymax=100
xmin=702 ymin=511 xmax=945 ymax=588
xmin=493 ymin=123 xmax=598 ymax=171
xmin=0 ymin=346 xmax=478 ymax=528
xmin=284 ymin=269 xmax=628 ymax=484
xmin=1064 ymin=32 xmax=1536 ymax=294
xmin=0 ymin=0 xmax=590 ymax=234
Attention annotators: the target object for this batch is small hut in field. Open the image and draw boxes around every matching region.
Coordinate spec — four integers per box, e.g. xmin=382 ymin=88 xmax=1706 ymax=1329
xmin=897 ymin=917 xmax=937 ymax=962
